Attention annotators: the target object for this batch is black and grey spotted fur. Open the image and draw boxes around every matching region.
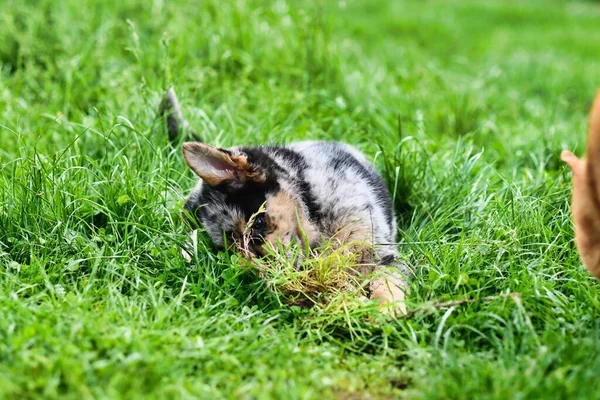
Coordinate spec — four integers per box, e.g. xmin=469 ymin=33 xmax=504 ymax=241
xmin=161 ymin=89 xmax=410 ymax=310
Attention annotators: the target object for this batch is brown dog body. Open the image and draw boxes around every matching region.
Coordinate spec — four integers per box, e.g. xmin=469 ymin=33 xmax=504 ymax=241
xmin=562 ymin=91 xmax=600 ymax=278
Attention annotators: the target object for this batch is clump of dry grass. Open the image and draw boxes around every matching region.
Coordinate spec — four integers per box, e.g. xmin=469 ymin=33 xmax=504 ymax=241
xmin=245 ymin=241 xmax=372 ymax=307
xmin=236 ymin=208 xmax=375 ymax=308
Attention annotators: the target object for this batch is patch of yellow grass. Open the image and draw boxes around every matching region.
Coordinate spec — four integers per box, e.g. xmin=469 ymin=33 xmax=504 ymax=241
xmin=239 ymin=234 xmax=374 ymax=308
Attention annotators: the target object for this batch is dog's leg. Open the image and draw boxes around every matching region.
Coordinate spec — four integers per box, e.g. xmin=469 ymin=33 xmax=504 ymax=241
xmin=562 ymin=91 xmax=600 ymax=278
xmin=369 ymin=261 xmax=410 ymax=315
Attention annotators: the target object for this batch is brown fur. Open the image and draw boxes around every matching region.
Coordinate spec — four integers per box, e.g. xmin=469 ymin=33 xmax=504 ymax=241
xmin=328 ymin=223 xmax=375 ymax=273
xmin=234 ymin=218 xmax=247 ymax=243
xmin=369 ymin=271 xmax=408 ymax=315
xmin=260 ymin=191 xmax=319 ymax=255
xmin=562 ymin=90 xmax=600 ymax=278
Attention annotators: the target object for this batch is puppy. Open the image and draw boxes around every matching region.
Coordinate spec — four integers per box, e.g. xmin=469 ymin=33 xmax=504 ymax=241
xmin=161 ymin=89 xmax=411 ymax=313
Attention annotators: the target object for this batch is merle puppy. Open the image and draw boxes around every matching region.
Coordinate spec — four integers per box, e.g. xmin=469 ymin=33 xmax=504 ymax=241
xmin=162 ymin=89 xmax=410 ymax=313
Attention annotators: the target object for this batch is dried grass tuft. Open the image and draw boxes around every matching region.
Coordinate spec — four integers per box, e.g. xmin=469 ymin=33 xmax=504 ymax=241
xmin=236 ymin=207 xmax=375 ymax=307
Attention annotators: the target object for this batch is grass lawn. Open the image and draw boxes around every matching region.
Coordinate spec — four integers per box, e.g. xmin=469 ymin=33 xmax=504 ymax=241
xmin=2 ymin=0 xmax=600 ymax=398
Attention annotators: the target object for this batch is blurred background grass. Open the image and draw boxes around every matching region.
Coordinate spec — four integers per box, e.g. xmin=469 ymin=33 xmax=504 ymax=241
xmin=1 ymin=0 xmax=600 ymax=398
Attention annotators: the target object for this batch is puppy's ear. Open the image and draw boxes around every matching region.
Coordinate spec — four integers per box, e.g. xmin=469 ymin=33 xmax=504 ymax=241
xmin=182 ymin=142 xmax=264 ymax=187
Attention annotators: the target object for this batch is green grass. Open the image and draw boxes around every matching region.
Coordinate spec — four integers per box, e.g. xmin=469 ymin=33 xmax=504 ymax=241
xmin=2 ymin=0 xmax=600 ymax=398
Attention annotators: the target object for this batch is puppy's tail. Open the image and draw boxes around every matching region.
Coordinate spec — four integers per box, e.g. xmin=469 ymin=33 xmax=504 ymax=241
xmin=159 ymin=87 xmax=201 ymax=143
xmin=562 ymin=90 xmax=600 ymax=278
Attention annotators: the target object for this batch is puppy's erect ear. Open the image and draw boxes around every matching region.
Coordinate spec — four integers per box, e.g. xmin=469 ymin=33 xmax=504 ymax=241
xmin=182 ymin=142 xmax=264 ymax=187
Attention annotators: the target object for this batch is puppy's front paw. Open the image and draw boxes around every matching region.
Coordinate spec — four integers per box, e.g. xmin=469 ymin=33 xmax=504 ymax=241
xmin=369 ymin=276 xmax=407 ymax=316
